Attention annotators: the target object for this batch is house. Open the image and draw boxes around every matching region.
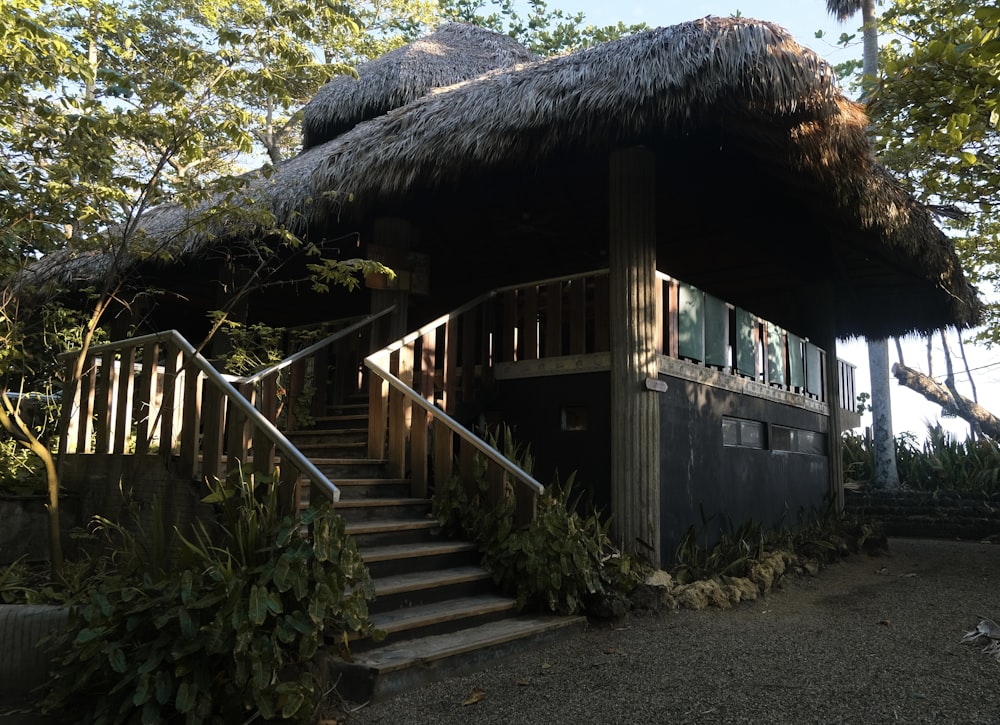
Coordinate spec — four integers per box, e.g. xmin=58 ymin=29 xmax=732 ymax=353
xmin=16 ymin=18 xmax=979 ymax=569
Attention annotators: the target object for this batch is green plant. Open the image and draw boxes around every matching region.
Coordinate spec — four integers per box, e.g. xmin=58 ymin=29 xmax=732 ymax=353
xmin=434 ymin=425 xmax=641 ymax=614
xmin=672 ymin=509 xmax=767 ymax=585
xmin=671 ymin=497 xmax=860 ymax=585
xmin=44 ymin=470 xmax=377 ymax=724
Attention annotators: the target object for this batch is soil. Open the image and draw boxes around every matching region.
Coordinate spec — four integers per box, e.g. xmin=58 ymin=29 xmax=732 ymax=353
xmin=336 ymin=537 xmax=1000 ymax=724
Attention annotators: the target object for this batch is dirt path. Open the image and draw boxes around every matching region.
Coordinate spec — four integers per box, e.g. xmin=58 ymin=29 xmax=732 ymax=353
xmin=343 ymin=538 xmax=1000 ymax=724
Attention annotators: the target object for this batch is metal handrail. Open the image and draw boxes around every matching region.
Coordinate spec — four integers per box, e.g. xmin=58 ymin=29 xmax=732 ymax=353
xmin=68 ymin=329 xmax=341 ymax=503
xmin=365 ymin=350 xmax=544 ymax=497
xmin=360 ymin=272 xmax=615 ymax=501
xmin=235 ymin=306 xmax=396 ymax=384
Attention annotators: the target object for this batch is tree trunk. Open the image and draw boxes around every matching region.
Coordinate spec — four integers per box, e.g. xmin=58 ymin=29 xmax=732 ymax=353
xmin=868 ymin=339 xmax=899 ymax=489
xmin=892 ymin=363 xmax=1000 ymax=440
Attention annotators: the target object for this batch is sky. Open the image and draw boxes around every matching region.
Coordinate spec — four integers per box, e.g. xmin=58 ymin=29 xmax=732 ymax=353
xmin=558 ymin=1 xmax=1000 ymax=442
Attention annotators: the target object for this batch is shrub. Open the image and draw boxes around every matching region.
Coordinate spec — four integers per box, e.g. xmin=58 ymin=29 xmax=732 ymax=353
xmin=433 ymin=426 xmax=641 ymax=614
xmin=43 ymin=470 xmax=377 ymax=724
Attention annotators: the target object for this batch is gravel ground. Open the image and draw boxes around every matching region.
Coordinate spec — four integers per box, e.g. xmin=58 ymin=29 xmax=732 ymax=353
xmin=339 ymin=538 xmax=1000 ymax=725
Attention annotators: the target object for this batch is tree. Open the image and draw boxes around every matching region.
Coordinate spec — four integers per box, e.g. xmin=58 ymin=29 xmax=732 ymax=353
xmin=872 ymin=1 xmax=999 ymax=340
xmin=0 ymin=0 xmax=404 ymax=574
xmin=825 ymin=0 xmax=901 ymax=489
xmin=439 ymin=0 xmax=646 ymax=56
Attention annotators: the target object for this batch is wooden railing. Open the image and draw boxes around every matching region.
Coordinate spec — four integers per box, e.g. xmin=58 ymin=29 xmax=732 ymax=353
xmin=59 ymin=330 xmax=341 ymax=503
xmin=475 ymin=269 xmax=855 ymax=411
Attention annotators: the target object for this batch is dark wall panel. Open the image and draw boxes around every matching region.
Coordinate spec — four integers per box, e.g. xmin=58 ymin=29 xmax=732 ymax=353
xmin=659 ymin=375 xmax=829 ymax=564
xmin=490 ymin=373 xmax=612 ymax=514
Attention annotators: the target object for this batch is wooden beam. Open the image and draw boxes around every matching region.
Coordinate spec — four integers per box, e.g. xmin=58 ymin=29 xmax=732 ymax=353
xmin=609 ymin=146 xmax=661 ymax=565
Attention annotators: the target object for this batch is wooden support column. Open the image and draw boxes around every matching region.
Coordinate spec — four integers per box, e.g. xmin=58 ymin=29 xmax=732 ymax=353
xmin=609 ymin=146 xmax=661 ymax=565
xmin=816 ymin=284 xmax=844 ymax=511
xmin=370 ymin=218 xmax=417 ymax=342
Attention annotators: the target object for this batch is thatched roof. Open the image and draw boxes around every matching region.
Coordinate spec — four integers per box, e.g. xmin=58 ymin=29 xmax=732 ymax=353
xmin=301 ymin=22 xmax=537 ymax=149
xmin=11 ymin=16 xmax=981 ymax=338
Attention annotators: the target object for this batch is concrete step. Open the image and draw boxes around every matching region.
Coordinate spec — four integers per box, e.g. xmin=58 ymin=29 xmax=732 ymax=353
xmin=369 ymin=566 xmax=494 ymax=613
xmin=284 ymin=428 xmax=368 ymax=446
xmin=336 ymin=497 xmax=431 ymax=523
xmin=308 ymin=458 xmax=390 ymax=478
xmin=346 ymin=518 xmax=440 ymax=547
xmin=335 ymin=478 xmax=412 ymax=499
xmin=325 ymin=614 xmax=586 ymax=703
xmin=361 ymin=540 xmax=479 ymax=578
xmin=363 ymin=594 xmax=518 ymax=645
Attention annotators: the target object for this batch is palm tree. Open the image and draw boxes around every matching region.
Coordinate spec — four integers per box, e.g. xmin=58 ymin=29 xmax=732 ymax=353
xmin=826 ymin=0 xmax=900 ymax=489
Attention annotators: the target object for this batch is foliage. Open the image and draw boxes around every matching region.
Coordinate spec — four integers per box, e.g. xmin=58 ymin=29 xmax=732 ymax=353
xmin=865 ymin=1 xmax=1000 ymax=341
xmin=433 ymin=425 xmax=641 ymax=614
xmin=439 ymin=0 xmax=646 ymax=56
xmin=671 ymin=499 xmax=859 ymax=584
xmin=843 ymin=425 xmax=1000 ymax=493
xmin=43 ymin=471 xmax=377 ymax=724
xmin=672 ymin=511 xmax=766 ymax=585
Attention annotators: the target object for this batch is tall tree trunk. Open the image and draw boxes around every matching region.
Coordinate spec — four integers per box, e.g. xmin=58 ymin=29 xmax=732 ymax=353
xmin=857 ymin=0 xmax=899 ymax=488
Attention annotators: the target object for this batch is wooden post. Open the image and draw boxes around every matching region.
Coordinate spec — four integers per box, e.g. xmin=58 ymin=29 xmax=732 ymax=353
xmin=608 ymin=146 xmax=661 ymax=565
xmin=815 ymin=284 xmax=844 ymax=511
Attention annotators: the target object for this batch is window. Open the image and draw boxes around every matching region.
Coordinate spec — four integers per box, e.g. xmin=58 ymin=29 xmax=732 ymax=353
xmin=561 ymin=405 xmax=588 ymax=431
xmin=771 ymin=425 xmax=825 ymax=455
xmin=722 ymin=417 xmax=765 ymax=449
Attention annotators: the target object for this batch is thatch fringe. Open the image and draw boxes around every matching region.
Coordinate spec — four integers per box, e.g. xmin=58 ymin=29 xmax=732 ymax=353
xmin=302 ymin=22 xmax=537 ymax=149
xmin=10 ymin=16 xmax=981 ymax=333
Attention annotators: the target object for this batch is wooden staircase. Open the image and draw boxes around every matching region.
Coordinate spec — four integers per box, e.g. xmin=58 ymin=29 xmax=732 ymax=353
xmin=285 ymin=398 xmax=585 ymax=703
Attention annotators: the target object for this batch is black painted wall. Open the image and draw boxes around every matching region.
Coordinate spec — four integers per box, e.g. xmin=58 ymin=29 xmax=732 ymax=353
xmin=659 ymin=375 xmax=829 ymax=563
xmin=487 ymin=370 xmax=830 ymax=568
xmin=489 ymin=373 xmax=612 ymax=515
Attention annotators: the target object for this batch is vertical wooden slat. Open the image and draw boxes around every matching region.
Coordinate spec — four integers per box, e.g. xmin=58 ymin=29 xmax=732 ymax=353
xmin=500 ymin=290 xmax=517 ymax=363
xmin=568 ymin=278 xmax=586 ymax=354
xmin=312 ymin=346 xmax=329 ymax=419
xmin=461 ymin=311 xmax=476 ymax=404
xmin=595 ymin=274 xmax=611 ymax=353
xmin=159 ymin=345 xmax=180 ymax=455
xmin=253 ymin=376 xmax=278 ymax=476
xmin=76 ymin=356 xmax=97 ymax=454
xmin=433 ymin=418 xmax=453 ymax=489
xmin=460 ymin=438 xmax=475 ymax=497
xmin=411 ymin=406 xmax=429 ymax=498
xmin=387 ymin=346 xmax=413 ymax=478
xmin=94 ymin=354 xmax=114 ymax=453
xmin=178 ymin=365 xmax=202 ymax=477
xmin=667 ymin=280 xmax=680 ymax=359
xmin=544 ymin=282 xmax=562 ymax=357
xmin=201 ymin=383 xmax=224 ymax=483
xmin=523 ymin=286 xmax=539 ymax=360
xmin=134 ymin=342 xmax=159 ymax=456
xmin=58 ymin=355 xmax=78 ymax=456
xmin=286 ymin=359 xmax=306 ymax=431
xmin=487 ymin=459 xmax=505 ymax=508
xmin=226 ymin=382 xmax=254 ymax=477
xmin=443 ymin=319 xmax=458 ymax=414
xmin=113 ymin=346 xmax=136 ymax=455
xmin=367 ymin=371 xmax=388 ymax=459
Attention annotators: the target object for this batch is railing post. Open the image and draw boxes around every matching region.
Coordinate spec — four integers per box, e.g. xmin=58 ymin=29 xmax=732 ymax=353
xmin=113 ymin=346 xmax=136 ymax=455
xmin=253 ymin=375 xmax=278 ymax=477
xmin=544 ymin=281 xmax=562 ymax=357
xmin=76 ymin=354 xmax=97 ymax=454
xmin=178 ymin=364 xmax=203 ymax=478
xmin=201 ymin=383 xmax=224 ymax=483
xmin=367 ymin=366 xmax=388 ymax=460
xmin=94 ymin=352 xmax=115 ymax=453
xmin=134 ymin=342 xmax=160 ymax=456
xmin=387 ymin=346 xmax=413 ymax=479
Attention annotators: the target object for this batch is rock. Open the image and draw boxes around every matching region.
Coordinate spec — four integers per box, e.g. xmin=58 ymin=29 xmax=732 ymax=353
xmin=586 ymin=592 xmax=628 ymax=619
